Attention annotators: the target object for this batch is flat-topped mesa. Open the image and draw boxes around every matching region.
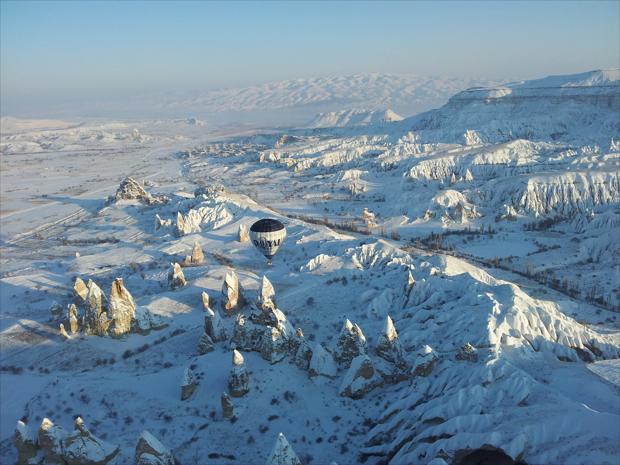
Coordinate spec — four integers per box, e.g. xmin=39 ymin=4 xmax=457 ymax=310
xmin=221 ymin=270 xmax=245 ymax=315
xmin=335 ymin=319 xmax=368 ymax=367
xmin=168 ymin=263 xmax=187 ymax=290
xmin=265 ymin=433 xmax=302 ymax=465
xmin=229 ymin=350 xmax=250 ymax=397
xmin=108 ymin=278 xmax=137 ymax=337
xmin=375 ymin=315 xmax=405 ymax=365
xmin=180 ymin=367 xmax=198 ymax=400
xmin=221 ymin=392 xmax=235 ymax=420
xmin=257 ymin=275 xmax=276 ymax=312
xmin=238 ymin=223 xmax=250 ymax=242
xmin=182 ymin=241 xmax=204 ymax=266
xmin=84 ymin=279 xmax=110 ymax=336
xmin=64 ymin=417 xmax=120 ymax=465
xmin=135 ymin=431 xmax=175 ymax=465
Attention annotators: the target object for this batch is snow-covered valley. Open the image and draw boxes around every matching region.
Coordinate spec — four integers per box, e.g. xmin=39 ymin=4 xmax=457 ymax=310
xmin=1 ymin=69 xmax=619 ymax=465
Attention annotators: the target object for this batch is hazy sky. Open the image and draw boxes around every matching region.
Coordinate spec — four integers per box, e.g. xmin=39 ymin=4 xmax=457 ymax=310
xmin=1 ymin=0 xmax=619 ymax=115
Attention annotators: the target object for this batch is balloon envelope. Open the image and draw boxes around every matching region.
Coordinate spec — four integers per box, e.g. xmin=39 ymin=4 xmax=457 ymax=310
xmin=250 ymin=218 xmax=287 ymax=260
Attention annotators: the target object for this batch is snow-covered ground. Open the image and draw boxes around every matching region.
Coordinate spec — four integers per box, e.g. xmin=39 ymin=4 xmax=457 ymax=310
xmin=1 ymin=69 xmax=619 ymax=465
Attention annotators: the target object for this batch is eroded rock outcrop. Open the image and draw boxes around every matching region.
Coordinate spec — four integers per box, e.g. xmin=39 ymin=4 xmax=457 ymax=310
xmin=412 ymin=345 xmax=438 ymax=377
xmin=221 ymin=392 xmax=235 ymax=420
xmin=257 ymin=276 xmax=276 ymax=311
xmin=339 ymin=354 xmax=381 ymax=399
xmin=181 ymin=367 xmax=198 ymax=400
xmin=293 ymin=329 xmax=313 ymax=370
xmin=182 ymin=241 xmax=204 ymax=266
xmin=113 ymin=177 xmax=167 ymax=205
xmin=197 ymin=333 xmax=215 ymax=355
xmin=49 ymin=302 xmax=64 ymax=322
xmin=38 ymin=418 xmax=67 ymax=464
xmin=14 ymin=421 xmax=37 ymax=465
xmin=335 ymin=319 xmax=367 ymax=367
xmin=308 ymin=344 xmax=337 ymax=378
xmin=83 ymin=280 xmax=110 ymax=336
xmin=64 ymin=417 xmax=119 ymax=465
xmin=456 ymin=342 xmax=478 ymax=362
xmin=238 ymin=224 xmax=250 ymax=242
xmin=73 ymin=277 xmax=88 ymax=303
xmin=68 ymin=304 xmax=79 ymax=334
xmin=228 ymin=350 xmax=250 ymax=397
xmin=221 ymin=271 xmax=245 ymax=315
xmin=265 ymin=433 xmax=302 ymax=465
xmin=135 ymin=430 xmax=175 ymax=465
xmin=108 ymin=278 xmax=136 ymax=337
xmin=204 ymin=305 xmax=227 ymax=342
xmin=168 ymin=263 xmax=187 ymax=290
xmin=374 ymin=315 xmax=405 ymax=366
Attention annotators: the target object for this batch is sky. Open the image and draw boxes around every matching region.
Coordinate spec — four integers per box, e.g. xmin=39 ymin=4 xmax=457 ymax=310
xmin=1 ymin=0 xmax=619 ymax=117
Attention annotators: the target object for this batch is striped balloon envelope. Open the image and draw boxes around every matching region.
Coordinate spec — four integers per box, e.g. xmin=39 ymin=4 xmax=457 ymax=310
xmin=249 ymin=218 xmax=287 ymax=265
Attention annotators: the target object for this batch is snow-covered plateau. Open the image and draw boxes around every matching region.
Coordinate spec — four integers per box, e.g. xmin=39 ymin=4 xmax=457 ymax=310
xmin=1 ymin=69 xmax=619 ymax=465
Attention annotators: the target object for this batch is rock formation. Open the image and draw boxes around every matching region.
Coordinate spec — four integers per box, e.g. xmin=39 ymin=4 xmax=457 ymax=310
xmin=113 ymin=177 xmax=167 ymax=205
xmin=15 ymin=418 xmax=119 ymax=465
xmin=456 ymin=342 xmax=478 ymax=362
xmin=308 ymin=344 xmax=338 ymax=378
xmin=293 ymin=329 xmax=313 ymax=370
xmin=182 ymin=241 xmax=204 ymax=266
xmin=168 ymin=263 xmax=187 ymax=290
xmin=38 ymin=418 xmax=67 ymax=464
xmin=238 ymin=224 xmax=250 ymax=242
xmin=59 ymin=324 xmax=70 ymax=341
xmin=68 ymin=304 xmax=79 ymax=334
xmin=257 ymin=276 xmax=276 ymax=312
xmin=260 ymin=327 xmax=289 ymax=364
xmin=49 ymin=302 xmax=64 ymax=321
xmin=197 ymin=333 xmax=215 ymax=355
xmin=411 ymin=345 xmax=438 ymax=377
xmin=339 ymin=354 xmax=381 ymax=399
xmin=73 ymin=277 xmax=88 ymax=303
xmin=204 ymin=305 xmax=227 ymax=342
xmin=135 ymin=431 xmax=175 ymax=465
xmin=108 ymin=278 xmax=136 ymax=337
xmin=265 ymin=433 xmax=302 ymax=465
xmin=14 ymin=421 xmax=37 ymax=465
xmin=201 ymin=291 xmax=210 ymax=311
xmin=228 ymin=350 xmax=250 ymax=397
xmin=221 ymin=392 xmax=235 ymax=420
xmin=335 ymin=319 xmax=367 ymax=367
xmin=63 ymin=417 xmax=120 ymax=465
xmin=221 ymin=271 xmax=244 ymax=315
xmin=83 ymin=280 xmax=110 ymax=336
xmin=155 ymin=214 xmax=172 ymax=230
xmin=181 ymin=367 xmax=198 ymax=400
xmin=374 ymin=315 xmax=405 ymax=366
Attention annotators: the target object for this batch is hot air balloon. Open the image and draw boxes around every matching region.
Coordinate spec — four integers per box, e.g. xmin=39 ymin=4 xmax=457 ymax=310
xmin=249 ymin=218 xmax=287 ymax=265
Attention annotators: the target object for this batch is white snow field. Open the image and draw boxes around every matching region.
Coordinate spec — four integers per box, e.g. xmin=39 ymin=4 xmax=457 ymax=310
xmin=1 ymin=69 xmax=619 ymax=465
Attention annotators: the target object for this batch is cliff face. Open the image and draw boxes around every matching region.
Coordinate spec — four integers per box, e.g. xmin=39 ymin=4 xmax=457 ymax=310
xmin=409 ymin=70 xmax=620 ymax=145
